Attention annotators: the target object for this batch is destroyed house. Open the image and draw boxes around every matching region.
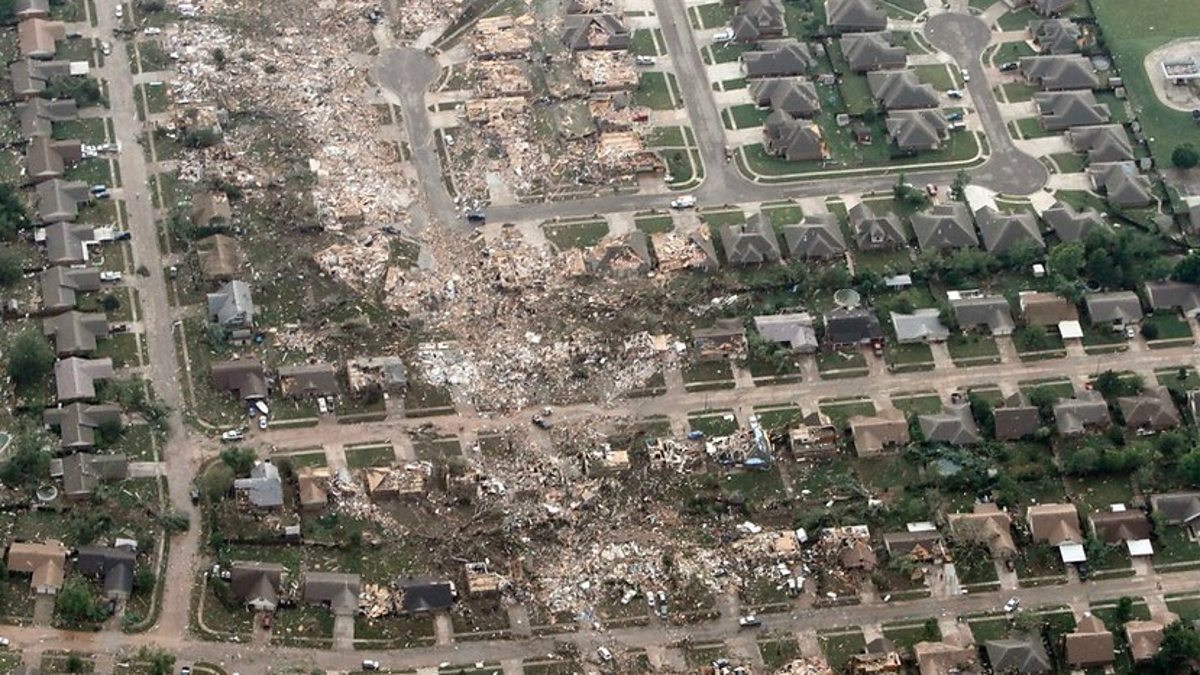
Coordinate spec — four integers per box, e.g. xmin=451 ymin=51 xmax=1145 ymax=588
xmin=762 ymin=111 xmax=828 ymax=161
xmin=465 ymin=563 xmax=506 ymax=596
xmin=588 ymin=231 xmax=655 ymax=277
xmin=18 ymin=19 xmax=65 ymax=59
xmin=742 ymin=40 xmax=815 ymax=79
xmin=985 ymin=635 xmax=1051 ymax=674
xmin=191 ymin=191 xmax=232 ymax=229
xmin=1085 ymin=291 xmax=1143 ymax=326
xmin=1020 ymin=54 xmax=1098 ymax=90
xmin=43 ymin=310 xmax=108 ymax=356
xmin=6 ymin=540 xmax=67 ymax=594
xmin=720 ymin=215 xmax=781 ymax=265
xmin=974 ymin=207 xmax=1044 ymax=255
xmin=840 ymin=32 xmax=906 ymax=72
xmin=346 ymin=356 xmax=407 ymax=397
xmin=17 ymin=97 xmax=78 ymax=138
xmin=399 ymin=579 xmax=456 ymax=613
xmin=304 ymin=572 xmax=360 ymax=615
xmin=1067 ymin=124 xmax=1133 ymax=163
xmin=1019 ymin=291 xmax=1079 ymax=326
xmin=824 ymin=308 xmax=883 ymax=347
xmin=913 ymin=640 xmax=980 ymax=675
xmin=1031 ymin=19 xmax=1083 ymax=54
xmin=1145 ymin=281 xmax=1200 ymax=318
xmin=952 ymin=295 xmax=1015 ymax=335
xmin=471 ymin=15 xmax=534 ymax=59
xmin=782 ymin=213 xmax=846 ymax=260
xmin=43 ymin=403 xmax=121 ymax=451
xmin=229 ymin=561 xmax=285 ymax=611
xmin=787 ymin=411 xmax=838 ymax=457
xmin=234 ymin=461 xmax=284 ymax=509
xmin=849 ymin=649 xmax=902 ymax=674
xmin=211 ymin=359 xmax=267 ymax=400
xmin=51 ymin=452 xmax=128 ymax=500
xmin=882 ymin=528 xmax=946 ymax=561
xmin=947 ymin=503 xmax=1015 ymax=559
xmin=849 ymin=202 xmax=906 ymax=250
xmin=693 ymin=319 xmax=748 ymax=359
xmin=838 ymin=538 xmax=877 ymax=571
xmin=826 ymin=0 xmax=887 ymax=32
xmin=54 ymin=357 xmax=113 ymax=403
xmin=911 ymin=203 xmax=977 ymax=252
xmin=1065 ymin=615 xmax=1115 ymax=669
xmin=994 ymin=392 xmax=1040 ymax=441
xmin=1027 ymin=502 xmax=1082 ymax=545
xmin=296 ymin=466 xmax=330 ymax=511
xmin=1033 ymin=90 xmax=1109 ymax=131
xmin=1053 ymin=391 xmax=1111 ymax=435
xmin=35 ymin=179 xmax=90 ymax=224
xmin=24 ymin=136 xmax=82 ymax=184
xmin=74 ymin=545 xmax=135 ymax=598
xmin=196 ymin=233 xmax=243 ymax=281
xmin=278 ymin=363 xmax=339 ymax=399
xmin=891 ymin=309 xmax=949 ymax=344
xmin=364 ymin=463 xmax=432 ymax=499
xmin=1040 ymin=201 xmax=1105 ymax=243
xmin=560 ymin=13 xmax=629 ymax=51
xmin=651 ymin=230 xmax=720 ymax=273
xmin=731 ymin=0 xmax=786 ymax=43
xmin=14 ymin=0 xmax=50 ymax=20
xmin=40 ymin=266 xmax=101 ymax=313
xmin=749 ymin=78 xmax=821 ymax=118
xmin=850 ymin=410 xmax=909 ymax=456
xmin=1088 ymin=508 xmax=1151 ymax=545
xmin=1118 ymin=386 xmax=1181 ymax=431
xmin=754 ymin=312 xmax=818 ymax=352
xmin=207 ymin=279 xmax=255 ymax=329
xmin=919 ymin=403 xmax=981 ymax=446
xmin=1089 ymin=162 xmax=1152 ymax=208
xmin=42 ymin=222 xmax=95 ymax=266
xmin=867 ymin=70 xmax=939 ymax=110
xmin=8 ymin=58 xmax=70 ymax=99
xmin=886 ymin=109 xmax=949 ymax=152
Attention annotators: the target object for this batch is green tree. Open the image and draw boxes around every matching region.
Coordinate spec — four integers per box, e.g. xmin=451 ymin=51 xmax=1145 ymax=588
xmin=968 ymin=393 xmax=995 ymax=439
xmin=1180 ymin=450 xmax=1200 ymax=486
xmin=1172 ymin=144 xmax=1200 ymax=169
xmin=1015 ymin=325 xmax=1052 ymax=352
xmin=0 ymin=431 xmax=51 ymax=488
xmin=57 ymin=578 xmax=107 ymax=624
xmin=65 ymin=654 xmax=85 ymax=674
xmin=1093 ymin=370 xmax=1141 ymax=399
xmin=1116 ymin=596 xmax=1135 ymax=624
xmin=0 ymin=183 xmax=30 ymax=240
xmin=951 ymin=170 xmax=969 ymax=202
xmin=136 ymin=646 xmax=176 ymax=675
xmin=1175 ymin=253 xmax=1200 ymax=284
xmin=1153 ymin=622 xmax=1200 ymax=673
xmin=42 ymin=76 xmax=105 ymax=106
xmin=6 ymin=330 xmax=55 ymax=389
xmin=219 ymin=446 xmax=257 ymax=475
xmin=202 ymin=463 xmax=234 ymax=501
xmin=1048 ymin=241 xmax=1086 ymax=280
xmin=0 ymin=249 xmax=21 ymax=286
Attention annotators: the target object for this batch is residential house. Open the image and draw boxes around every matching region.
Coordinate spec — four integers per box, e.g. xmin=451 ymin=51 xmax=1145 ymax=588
xmin=1089 ymin=507 xmax=1152 ymax=550
xmin=840 ymin=32 xmax=906 ymax=72
xmin=196 ymin=233 xmax=243 ymax=281
xmin=826 ymin=0 xmax=887 ymax=32
xmin=364 ymin=463 xmax=432 ymax=500
xmin=24 ymin=136 xmax=83 ymax=184
xmin=886 ymin=109 xmax=949 ymax=152
xmin=399 ymin=579 xmax=457 ymax=613
xmin=985 ymin=635 xmax=1050 ymax=673
xmin=278 ymin=363 xmax=339 ymax=399
xmin=1007 ymin=0 xmax=1077 ymax=17
xmin=839 ymin=539 xmax=878 ymax=571
xmin=51 ymin=452 xmax=128 ymax=500
xmin=1067 ymin=124 xmax=1134 ymax=163
xmin=303 ymin=572 xmax=360 ymax=616
xmin=74 ymin=545 xmax=135 ymax=599
xmin=753 ymin=312 xmax=818 ymax=352
xmin=974 ymin=207 xmax=1044 ymax=255
xmin=54 ymin=356 xmax=113 ymax=403
xmin=191 ymin=190 xmax=232 ymax=229
xmin=18 ymin=19 xmax=66 ymax=59
xmin=911 ymin=203 xmax=978 ymax=252
xmin=1053 ymin=391 xmax=1111 ymax=435
xmin=720 ymin=214 xmax=781 ymax=265
xmin=867 ymin=69 xmax=940 ymax=110
xmin=464 ymin=562 xmax=506 ymax=596
xmin=207 ymin=279 xmax=255 ymax=330
xmin=823 ymin=308 xmax=883 ymax=347
xmin=1145 ymin=281 xmax=1200 ymax=318
xmin=42 ymin=310 xmax=108 ymax=357
xmin=234 ymin=461 xmax=284 ymax=510
xmin=1065 ymin=615 xmax=1115 ymax=670
xmin=14 ymin=0 xmax=51 ymax=20
xmin=1125 ymin=618 xmax=1168 ymax=663
xmin=42 ymin=222 xmax=95 ymax=266
xmin=782 ymin=213 xmax=846 ymax=260
xmin=650 ymin=230 xmax=720 ymax=273
xmin=947 ymin=503 xmax=1016 ymax=559
xmin=1151 ymin=492 xmax=1200 ymax=536
xmin=229 ymin=561 xmax=285 ymax=611
xmin=749 ymin=78 xmax=820 ymax=118
xmin=1026 ymin=502 xmax=1082 ymax=546
xmin=850 ymin=409 xmax=910 ymax=456
xmin=9 ymin=58 xmax=71 ymax=99
xmin=1032 ymin=90 xmax=1109 ymax=131
xmin=561 ymin=13 xmax=630 ymax=50
xmin=849 ymin=649 xmax=902 ymax=674
xmin=742 ymin=40 xmax=815 ymax=79
xmin=35 ymin=179 xmax=89 ymax=224
xmin=296 ymin=466 xmax=331 ymax=512
xmin=787 ymin=411 xmax=839 ymax=457
xmin=730 ymin=0 xmax=785 ymax=43
xmin=891 ymin=309 xmax=949 ymax=343
xmin=994 ymin=392 xmax=1041 ymax=441
xmin=763 ymin=111 xmax=828 ymax=161
xmin=17 ymin=98 xmax=79 ymax=138
xmin=1019 ymin=54 xmax=1098 ymax=90
xmin=346 ymin=356 xmax=409 ymax=398
xmin=40 ymin=266 xmax=101 ymax=313
xmin=882 ymin=526 xmax=946 ymax=561
xmin=6 ymin=540 xmax=67 ymax=594
xmin=1089 ymin=162 xmax=1153 ymax=208
xmin=919 ymin=403 xmax=981 ymax=446
xmin=1019 ymin=291 xmax=1079 ymax=326
xmin=693 ymin=318 xmax=748 ymax=358
xmin=1085 ymin=291 xmax=1143 ymax=328
xmin=849 ymin=202 xmax=906 ymax=250
xmin=211 ymin=359 xmax=268 ymax=400
xmin=1040 ymin=202 xmax=1105 ymax=242
xmin=913 ymin=638 xmax=980 ymax=675
xmin=43 ymin=403 xmax=121 ymax=451
xmin=1030 ymin=19 xmax=1082 ymax=54
xmin=1118 ymin=386 xmax=1181 ymax=431
xmin=952 ymin=295 xmax=1016 ymax=336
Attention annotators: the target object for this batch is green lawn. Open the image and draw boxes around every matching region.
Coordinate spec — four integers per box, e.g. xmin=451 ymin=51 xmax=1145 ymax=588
xmin=646 ymin=126 xmax=686 ymax=147
xmin=998 ymin=82 xmax=1037 ymax=103
xmin=947 ymin=334 xmax=1001 ymax=364
xmin=914 ymin=64 xmax=959 ymax=91
xmin=991 ymin=41 xmax=1036 ymax=67
xmin=634 ymin=214 xmax=674 ymax=234
xmin=819 ymin=399 xmax=876 ymax=426
xmin=630 ymin=29 xmax=661 ymax=57
xmin=1092 ymin=0 xmax=1200 ymax=168
xmin=692 ymin=2 xmax=731 ymax=29
xmin=741 ymin=126 xmax=980 ymax=179
xmin=633 ymin=72 xmax=677 ymax=110
xmin=344 ymin=444 xmax=395 ymax=468
xmin=1143 ymin=312 xmax=1194 ymax=342
xmin=997 ymin=7 xmax=1037 ymax=30
xmin=891 ymin=394 xmax=943 ymax=415
xmin=1049 ymin=153 xmax=1086 ymax=174
xmin=1014 ymin=117 xmax=1057 ymax=140
xmin=886 ymin=342 xmax=935 ymax=371
xmin=687 ymin=411 xmax=740 ymax=437
xmin=542 ymin=219 xmax=609 ymax=249
xmin=709 ymin=42 xmax=751 ymax=65
xmin=819 ymin=631 xmax=867 ymax=671
xmin=727 ymin=103 xmax=770 ymax=130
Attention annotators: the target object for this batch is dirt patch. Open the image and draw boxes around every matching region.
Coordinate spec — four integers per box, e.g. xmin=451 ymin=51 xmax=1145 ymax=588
xmin=1144 ymin=39 xmax=1200 ymax=112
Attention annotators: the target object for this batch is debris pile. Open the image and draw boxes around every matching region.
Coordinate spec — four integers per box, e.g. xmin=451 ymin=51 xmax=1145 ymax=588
xmin=773 ymin=658 xmax=835 ymax=675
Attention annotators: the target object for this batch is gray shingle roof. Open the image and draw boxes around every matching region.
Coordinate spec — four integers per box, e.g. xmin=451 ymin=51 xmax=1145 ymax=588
xmin=278 ymin=363 xmax=339 ymax=398
xmin=849 ymin=202 xmax=906 ymax=249
xmin=56 ymin=452 xmax=128 ymax=499
xmin=995 ymin=392 xmax=1040 ymax=440
xmin=1031 ymin=19 xmax=1082 ymax=54
xmin=1151 ymin=492 xmax=1200 ymax=525
xmin=1145 ymin=281 xmax=1200 ymax=316
xmin=35 ymin=179 xmax=90 ymax=224
xmin=230 ymin=561 xmax=284 ymax=608
xmin=1027 ymin=0 xmax=1077 ymax=16
xmin=42 ymin=222 xmax=94 ymax=266
xmin=17 ymin=98 xmax=78 ymax=137
xmin=1067 ymin=124 xmax=1134 ymax=163
xmin=40 ymin=266 xmax=101 ymax=313
xmin=974 ymin=207 xmax=1044 ymax=254
xmin=749 ymin=78 xmax=820 ymax=118
xmin=891 ymin=308 xmax=949 ymax=343
xmin=234 ymin=461 xmax=284 ymax=508
xmin=1118 ymin=386 xmax=1181 ymax=430
xmin=25 ymin=136 xmax=81 ymax=184
xmin=8 ymin=58 xmax=70 ymax=98
xmin=731 ymin=0 xmax=786 ymax=43
xmin=54 ymin=357 xmax=114 ymax=402
xmin=207 ymin=280 xmax=255 ymax=328
xmin=952 ymin=295 xmax=1016 ymax=335
xmin=867 ymin=69 xmax=940 ymax=110
xmin=561 ymin=13 xmax=630 ymax=50
xmin=1053 ymin=390 xmax=1111 ymax=435
xmin=75 ymin=545 xmax=135 ymax=597
xmin=742 ymin=40 xmax=814 ymax=78
xmin=1033 ymin=90 xmax=1109 ymax=131
xmin=824 ymin=308 xmax=883 ymax=345
xmin=911 ymin=203 xmax=978 ymax=251
xmin=1020 ymin=54 xmax=1098 ymax=90
xmin=43 ymin=310 xmax=108 ymax=356
xmin=1085 ymin=290 xmax=1143 ymax=325
xmin=754 ymin=312 xmax=818 ymax=351
xmin=1041 ymin=201 xmax=1106 ymax=242
xmin=886 ymin=109 xmax=949 ymax=150
xmin=763 ymin=110 xmax=827 ymax=161
xmin=985 ymin=635 xmax=1051 ymax=673
xmin=211 ymin=359 xmax=268 ymax=399
xmin=1090 ymin=162 xmax=1153 ymax=207
xmin=782 ymin=213 xmax=846 ymax=259
xmin=43 ymin=402 xmax=121 ymax=450
xmin=840 ymin=32 xmax=906 ymax=72
xmin=826 ymin=0 xmax=887 ymax=32
xmin=304 ymin=572 xmax=361 ymax=615
xmin=919 ymin=403 xmax=981 ymax=446
xmin=721 ymin=214 xmax=781 ymax=265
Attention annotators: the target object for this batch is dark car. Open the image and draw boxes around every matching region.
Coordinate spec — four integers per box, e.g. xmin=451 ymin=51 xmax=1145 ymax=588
xmin=947 ymin=112 xmax=964 ymax=122
xmin=466 ymin=210 xmax=486 ymax=224
xmin=999 ymin=62 xmax=1019 ymax=72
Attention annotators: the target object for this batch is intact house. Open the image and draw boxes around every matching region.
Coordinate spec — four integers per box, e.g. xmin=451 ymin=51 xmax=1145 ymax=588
xmin=229 ymin=561 xmax=285 ymax=611
xmin=1064 ymin=615 xmax=1115 ymax=670
xmin=1151 ymin=492 xmax=1200 ymax=538
xmin=1026 ymin=502 xmax=1084 ymax=563
xmin=1088 ymin=162 xmax=1153 ymax=208
xmin=303 ymin=571 xmax=360 ymax=616
xmin=721 ymin=215 xmax=781 ymax=265
xmin=1019 ymin=291 xmax=1079 ymax=327
xmin=74 ymin=545 xmax=136 ymax=599
xmin=43 ymin=310 xmax=109 ymax=356
xmin=1118 ymin=386 xmax=1181 ymax=431
xmin=207 ymin=279 xmax=255 ymax=335
xmin=8 ymin=58 xmax=71 ymax=99
xmin=1053 ymin=391 xmax=1111 ymax=436
xmin=911 ymin=203 xmax=977 ymax=253
xmin=848 ymin=202 xmax=906 ymax=250
xmin=278 ymin=363 xmax=339 ymax=399
xmin=840 ymin=32 xmax=906 ymax=72
xmin=867 ymin=69 xmax=940 ymax=110
xmin=211 ymin=359 xmax=268 ymax=401
xmin=1089 ymin=506 xmax=1153 ymax=557
xmin=985 ymin=635 xmax=1051 ymax=674
xmin=1031 ymin=18 xmax=1083 ymax=54
xmin=14 ymin=0 xmax=51 ymax=21
xmin=1067 ymin=124 xmax=1134 ymax=163
xmin=1040 ymin=201 xmax=1106 ymax=243
xmin=18 ymin=18 xmax=66 ymax=59
xmin=850 ymin=409 xmax=910 ymax=456
xmin=1145 ymin=281 xmax=1200 ymax=319
xmin=730 ymin=0 xmax=785 ymax=43
xmin=946 ymin=503 xmax=1016 ymax=560
xmin=560 ymin=13 xmax=630 ymax=50
xmin=1084 ymin=291 xmax=1143 ymax=330
xmin=6 ymin=540 xmax=68 ymax=594
xmin=24 ymin=136 xmax=83 ymax=185
xmin=41 ymin=266 xmax=101 ymax=314
xmin=42 ymin=222 xmax=96 ymax=266
xmin=1126 ymin=618 xmax=1169 ymax=663
xmin=50 ymin=452 xmax=129 ymax=500
xmin=750 ymin=78 xmax=820 ymax=118
xmin=974 ymin=207 xmax=1044 ymax=256
xmin=826 ymin=0 xmax=887 ymax=33
xmin=918 ymin=403 xmax=981 ymax=446
xmin=782 ymin=213 xmax=846 ymax=260
xmin=754 ymin=312 xmax=818 ymax=352
xmin=693 ymin=318 xmax=748 ymax=359
xmin=994 ymin=392 xmax=1041 ymax=441
xmin=43 ymin=402 xmax=121 ymax=451
xmin=886 ymin=109 xmax=949 ymax=153
xmin=742 ymin=40 xmax=815 ymax=79
xmin=1032 ymin=90 xmax=1109 ymax=131
xmin=1007 ymin=0 xmax=1078 ymax=17
xmin=1019 ymin=54 xmax=1099 ymax=90
xmin=891 ymin=309 xmax=949 ymax=344
xmin=35 ymin=179 xmax=90 ymax=224
xmin=823 ymin=308 xmax=883 ymax=349
xmin=399 ymin=578 xmax=458 ymax=614
xmin=951 ymin=295 xmax=1016 ymax=336
xmin=234 ymin=461 xmax=284 ymax=510
xmin=54 ymin=357 xmax=114 ymax=403
xmin=763 ymin=111 xmax=828 ymax=162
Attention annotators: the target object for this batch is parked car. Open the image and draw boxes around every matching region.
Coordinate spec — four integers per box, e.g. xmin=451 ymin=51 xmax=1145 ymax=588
xmin=670 ymin=195 xmax=696 ymax=209
xmin=0 ymin=637 xmax=9 ymax=647
xmin=221 ymin=429 xmax=245 ymax=442
xmin=738 ymin=615 xmax=762 ymax=628
xmin=1000 ymin=61 xmax=1019 ymax=72
xmin=361 ymin=661 xmax=381 ymax=671
xmin=634 ymin=55 xmax=656 ymax=66
xmin=99 ymin=271 xmax=122 ymax=282
xmin=711 ymin=28 xmax=734 ymax=43
xmin=946 ymin=89 xmax=963 ymax=99
xmin=960 ymin=67 xmax=970 ymax=82
xmin=1004 ymin=597 xmax=1020 ymax=612
xmin=258 ymin=416 xmax=269 ymax=431
xmin=597 ymin=647 xmax=614 ymax=662
xmin=101 ymin=41 xmax=111 ymax=55
xmin=114 ymin=4 xmax=123 ymax=18
xmin=946 ymin=111 xmax=964 ymax=122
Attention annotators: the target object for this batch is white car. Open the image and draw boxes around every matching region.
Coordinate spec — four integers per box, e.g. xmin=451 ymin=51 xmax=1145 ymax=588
xmin=99 ymin=271 xmax=122 ymax=282
xmin=144 ymin=27 xmax=162 ymax=35
xmin=0 ymin=637 xmax=9 ymax=647
xmin=711 ymin=27 xmax=734 ymax=43
xmin=738 ymin=615 xmax=762 ymax=628
xmin=960 ymin=67 xmax=970 ymax=82
xmin=114 ymin=4 xmax=123 ymax=18
xmin=1004 ymin=597 xmax=1020 ymax=613
xmin=597 ymin=647 xmax=613 ymax=662
xmin=258 ymin=416 xmax=268 ymax=431
xmin=220 ymin=429 xmax=245 ymax=442
xmin=101 ymin=41 xmax=111 ymax=55
xmin=670 ymin=195 xmax=696 ymax=209
xmin=361 ymin=661 xmax=380 ymax=671
xmin=634 ymin=55 xmax=656 ymax=66
xmin=946 ymin=89 xmax=964 ymax=99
